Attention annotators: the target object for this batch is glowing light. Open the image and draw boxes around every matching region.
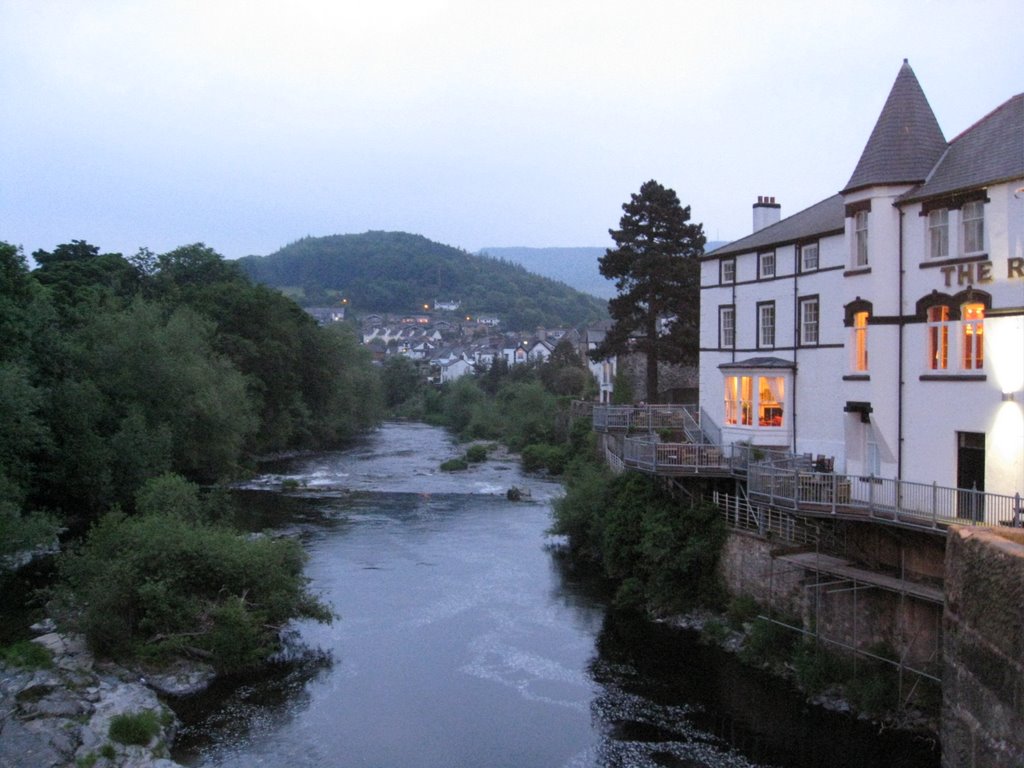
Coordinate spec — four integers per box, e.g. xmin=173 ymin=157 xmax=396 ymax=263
xmin=988 ymin=316 xmax=1024 ymax=395
xmin=991 ymin=402 xmax=1024 ymax=464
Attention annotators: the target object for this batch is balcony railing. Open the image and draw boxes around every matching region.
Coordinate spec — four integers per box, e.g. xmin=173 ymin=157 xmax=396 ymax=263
xmin=596 ymin=404 xmax=1024 ymax=532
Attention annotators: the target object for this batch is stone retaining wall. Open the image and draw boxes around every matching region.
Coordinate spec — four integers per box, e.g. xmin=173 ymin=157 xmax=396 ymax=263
xmin=942 ymin=527 xmax=1024 ymax=768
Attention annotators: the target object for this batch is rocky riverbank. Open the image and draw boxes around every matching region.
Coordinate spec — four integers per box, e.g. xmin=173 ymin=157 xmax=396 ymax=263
xmin=0 ymin=627 xmax=214 ymax=768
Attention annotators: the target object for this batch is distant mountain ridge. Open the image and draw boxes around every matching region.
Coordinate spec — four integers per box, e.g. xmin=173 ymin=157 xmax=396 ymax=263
xmin=237 ymin=231 xmax=607 ymax=331
xmin=481 ymin=243 xmax=730 ymax=299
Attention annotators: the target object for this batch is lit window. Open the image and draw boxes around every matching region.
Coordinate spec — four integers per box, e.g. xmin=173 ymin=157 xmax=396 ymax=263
xmin=759 ymin=251 xmax=775 ymax=278
xmin=961 ymin=303 xmax=984 ymax=370
xmin=853 ymin=310 xmax=869 ymax=371
xmin=928 ymin=209 xmax=949 ymax=259
xmin=720 ymin=258 xmax=736 ymax=284
xmin=800 ymin=242 xmax=819 ymax=272
xmin=800 ymin=298 xmax=819 ymax=346
xmin=758 ymin=303 xmax=775 ymax=349
xmin=927 ymin=305 xmax=950 ymax=370
xmin=757 ymin=376 xmax=784 ymax=427
xmin=854 ymin=210 xmax=869 ymax=267
xmin=962 ymin=201 xmax=984 ymax=254
xmin=719 ymin=306 xmax=735 ymax=348
xmin=724 ymin=375 xmax=753 ymax=426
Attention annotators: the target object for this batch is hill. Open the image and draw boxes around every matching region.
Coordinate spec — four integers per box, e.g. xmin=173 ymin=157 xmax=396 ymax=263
xmin=237 ymin=232 xmax=608 ymax=331
xmin=481 ymin=242 xmax=731 ymax=299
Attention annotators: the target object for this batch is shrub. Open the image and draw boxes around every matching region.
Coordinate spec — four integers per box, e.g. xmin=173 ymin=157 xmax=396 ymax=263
xmin=440 ymin=458 xmax=468 ymax=472
xmin=0 ymin=640 xmax=53 ymax=670
xmin=726 ymin=595 xmax=760 ymax=629
xmin=739 ymin=617 xmax=796 ymax=666
xmin=465 ymin=444 xmax=487 ymax=463
xmin=521 ymin=443 xmax=567 ymax=475
xmin=108 ymin=709 xmax=161 ymax=746
xmin=700 ymin=618 xmax=729 ymax=646
xmin=57 ymin=510 xmax=332 ymax=671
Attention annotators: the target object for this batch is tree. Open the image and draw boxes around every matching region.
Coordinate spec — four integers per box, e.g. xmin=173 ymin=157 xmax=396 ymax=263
xmin=591 ymin=180 xmax=705 ymax=403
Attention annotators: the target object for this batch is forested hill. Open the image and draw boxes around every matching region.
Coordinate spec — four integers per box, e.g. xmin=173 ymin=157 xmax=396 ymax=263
xmin=237 ymin=232 xmax=608 ymax=331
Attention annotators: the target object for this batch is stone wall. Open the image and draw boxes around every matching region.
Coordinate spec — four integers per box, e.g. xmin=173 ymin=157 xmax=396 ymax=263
xmin=942 ymin=527 xmax=1024 ymax=768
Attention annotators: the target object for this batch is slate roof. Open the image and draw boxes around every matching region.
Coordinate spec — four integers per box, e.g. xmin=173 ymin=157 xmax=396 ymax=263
xmin=842 ymin=60 xmax=947 ymax=193
xmin=899 ymin=93 xmax=1024 ymax=204
xmin=718 ymin=356 xmax=796 ymax=370
xmin=703 ymin=195 xmax=845 ymax=259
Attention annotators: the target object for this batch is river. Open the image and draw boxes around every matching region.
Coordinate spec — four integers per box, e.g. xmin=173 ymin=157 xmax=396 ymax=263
xmin=170 ymin=422 xmax=939 ymax=768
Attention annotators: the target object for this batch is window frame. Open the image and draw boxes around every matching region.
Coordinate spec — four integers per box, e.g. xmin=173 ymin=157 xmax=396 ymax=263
xmin=718 ymin=304 xmax=736 ymax=348
xmin=852 ymin=310 xmax=869 ymax=372
xmin=799 ymin=296 xmax=820 ymax=346
xmin=960 ymin=302 xmax=984 ymax=370
xmin=928 ymin=208 xmax=949 ymax=259
xmin=799 ymin=241 xmax=819 ymax=272
xmin=757 ymin=301 xmax=776 ymax=349
xmin=853 ymin=210 xmax=869 ymax=267
xmin=961 ymin=201 xmax=985 ymax=255
xmin=926 ymin=304 xmax=950 ymax=370
xmin=720 ymin=258 xmax=736 ymax=284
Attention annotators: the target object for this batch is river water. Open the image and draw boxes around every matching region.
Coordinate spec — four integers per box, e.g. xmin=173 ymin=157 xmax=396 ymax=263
xmin=170 ymin=422 xmax=939 ymax=768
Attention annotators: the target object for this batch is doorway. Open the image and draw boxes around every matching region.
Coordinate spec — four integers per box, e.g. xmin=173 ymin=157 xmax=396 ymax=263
xmin=956 ymin=431 xmax=986 ymax=522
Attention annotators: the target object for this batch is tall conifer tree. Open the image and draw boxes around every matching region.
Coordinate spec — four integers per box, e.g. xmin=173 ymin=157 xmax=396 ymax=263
xmin=592 ymin=180 xmax=705 ymax=403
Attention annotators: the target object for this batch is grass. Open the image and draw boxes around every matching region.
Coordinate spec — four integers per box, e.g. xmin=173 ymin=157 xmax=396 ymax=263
xmin=108 ymin=710 xmax=161 ymax=746
xmin=0 ymin=640 xmax=53 ymax=670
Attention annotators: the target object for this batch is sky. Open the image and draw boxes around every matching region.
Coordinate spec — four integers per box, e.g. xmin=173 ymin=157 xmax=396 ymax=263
xmin=2 ymin=1 xmax=1022 ymax=262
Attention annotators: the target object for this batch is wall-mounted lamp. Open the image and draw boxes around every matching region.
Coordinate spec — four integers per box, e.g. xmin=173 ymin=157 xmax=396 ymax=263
xmin=1003 ymin=392 xmax=1018 ymax=402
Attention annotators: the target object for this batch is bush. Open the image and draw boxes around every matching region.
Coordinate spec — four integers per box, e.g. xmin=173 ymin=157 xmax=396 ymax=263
xmin=739 ymin=617 xmax=796 ymax=666
xmin=0 ymin=640 xmax=53 ymax=669
xmin=700 ymin=618 xmax=729 ymax=646
xmin=108 ymin=709 xmax=161 ymax=746
xmin=726 ymin=595 xmax=760 ymax=629
xmin=521 ymin=443 xmax=567 ymax=475
xmin=440 ymin=458 xmax=468 ymax=472
xmin=791 ymin=641 xmax=853 ymax=693
xmin=57 ymin=510 xmax=332 ymax=671
xmin=465 ymin=444 xmax=488 ymax=463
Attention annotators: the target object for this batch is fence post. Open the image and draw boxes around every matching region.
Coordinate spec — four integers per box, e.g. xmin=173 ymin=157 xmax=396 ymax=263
xmin=869 ymin=474 xmax=875 ymax=517
xmin=932 ymin=481 xmax=938 ymax=528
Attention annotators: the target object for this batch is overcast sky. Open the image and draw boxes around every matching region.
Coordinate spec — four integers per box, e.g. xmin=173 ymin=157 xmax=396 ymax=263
xmin=2 ymin=1 xmax=1022 ymax=261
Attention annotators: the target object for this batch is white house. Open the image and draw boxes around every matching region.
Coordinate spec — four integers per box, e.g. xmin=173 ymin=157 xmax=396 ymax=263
xmin=699 ymin=60 xmax=1023 ymax=505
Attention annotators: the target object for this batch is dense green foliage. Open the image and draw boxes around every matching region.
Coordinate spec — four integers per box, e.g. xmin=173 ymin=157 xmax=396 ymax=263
xmin=0 ymin=239 xmax=381 ymax=533
xmin=57 ymin=476 xmax=332 ymax=672
xmin=0 ymin=238 xmax=372 ymax=671
xmin=593 ymin=180 xmax=705 ymax=402
xmin=237 ymin=231 xmax=608 ymax=330
xmin=551 ymin=464 xmax=726 ymax=612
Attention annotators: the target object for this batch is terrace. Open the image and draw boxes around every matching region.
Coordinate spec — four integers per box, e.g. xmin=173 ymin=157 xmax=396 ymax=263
xmin=592 ymin=404 xmax=1024 ymax=532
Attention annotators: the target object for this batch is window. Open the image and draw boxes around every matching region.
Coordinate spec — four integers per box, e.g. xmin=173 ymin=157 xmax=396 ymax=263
xmin=724 ymin=375 xmax=753 ymax=426
xmin=723 ymin=375 xmax=784 ymax=428
xmin=962 ymin=201 xmax=984 ymax=254
xmin=719 ymin=305 xmax=735 ymax=348
xmin=759 ymin=251 xmax=775 ymax=278
xmin=758 ymin=302 xmax=775 ymax=349
xmin=799 ymin=297 xmax=819 ymax=346
xmin=866 ymin=430 xmax=881 ymax=476
xmin=852 ymin=310 xmax=869 ymax=371
xmin=720 ymin=258 xmax=736 ymax=284
xmin=854 ymin=210 xmax=869 ymax=267
xmin=800 ymin=242 xmax=819 ymax=272
xmin=928 ymin=209 xmax=949 ymax=259
xmin=757 ymin=376 xmax=785 ymax=427
xmin=961 ymin=303 xmax=984 ymax=370
xmin=927 ymin=305 xmax=950 ymax=370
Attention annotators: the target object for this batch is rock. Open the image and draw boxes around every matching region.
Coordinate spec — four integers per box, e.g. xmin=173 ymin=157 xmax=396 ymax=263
xmin=29 ymin=618 xmax=57 ymax=635
xmin=144 ymin=659 xmax=216 ymax=697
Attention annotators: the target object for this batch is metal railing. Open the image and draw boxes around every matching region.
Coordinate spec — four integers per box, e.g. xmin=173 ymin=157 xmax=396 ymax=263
xmin=593 ymin=404 xmax=1023 ymax=532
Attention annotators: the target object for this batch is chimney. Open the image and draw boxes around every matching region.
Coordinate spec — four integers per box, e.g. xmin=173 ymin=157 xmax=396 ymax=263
xmin=753 ymin=195 xmax=781 ymax=233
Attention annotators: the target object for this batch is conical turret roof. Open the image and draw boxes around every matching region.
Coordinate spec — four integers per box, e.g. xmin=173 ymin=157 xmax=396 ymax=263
xmin=843 ymin=60 xmax=947 ymax=193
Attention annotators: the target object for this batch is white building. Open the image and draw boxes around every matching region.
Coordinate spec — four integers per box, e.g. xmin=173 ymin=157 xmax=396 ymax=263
xmin=699 ymin=61 xmax=1023 ymax=504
